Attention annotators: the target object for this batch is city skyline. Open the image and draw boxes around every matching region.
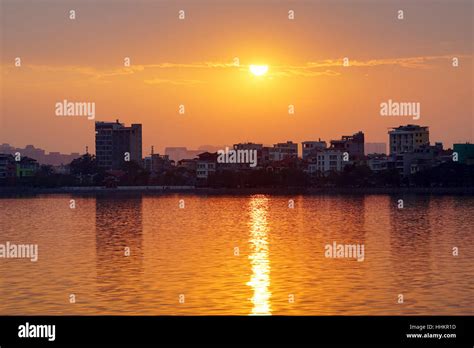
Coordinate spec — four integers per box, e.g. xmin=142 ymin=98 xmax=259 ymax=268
xmin=2 ymin=119 xmax=472 ymax=187
xmin=2 ymin=120 xmax=470 ymax=164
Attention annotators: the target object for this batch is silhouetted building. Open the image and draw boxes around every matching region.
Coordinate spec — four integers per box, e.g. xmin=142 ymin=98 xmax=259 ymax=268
xmin=330 ymin=131 xmax=365 ymax=160
xmin=453 ymin=143 xmax=474 ymax=164
xmin=177 ymin=158 xmax=197 ymax=171
xmin=22 ymin=145 xmax=46 ymax=162
xmin=95 ymin=120 xmax=142 ymax=170
xmin=0 ymin=143 xmax=79 ymax=165
xmin=0 ymin=144 xmax=15 ymax=154
xmin=144 ymin=154 xmax=173 ymax=173
xmin=367 ymin=154 xmax=388 ymax=172
xmin=306 ymin=149 xmax=347 ymax=175
xmin=0 ymin=154 xmax=40 ymax=180
xmin=231 ymin=142 xmax=264 ymax=168
xmin=387 ymin=142 xmax=450 ymax=176
xmin=270 ymin=141 xmax=298 ymax=161
xmin=389 ymin=125 xmax=429 ymax=155
xmin=0 ymin=154 xmax=16 ymax=180
xmin=16 ymin=156 xmax=39 ymax=177
xmin=302 ymin=140 xmax=327 ymax=160
xmin=196 ymin=152 xmax=217 ymax=179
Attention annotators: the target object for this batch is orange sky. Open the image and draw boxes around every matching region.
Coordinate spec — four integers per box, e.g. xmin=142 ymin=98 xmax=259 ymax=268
xmin=1 ymin=0 xmax=472 ymax=155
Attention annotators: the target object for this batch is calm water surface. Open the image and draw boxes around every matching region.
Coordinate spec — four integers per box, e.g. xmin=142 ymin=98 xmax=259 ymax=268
xmin=0 ymin=194 xmax=473 ymax=315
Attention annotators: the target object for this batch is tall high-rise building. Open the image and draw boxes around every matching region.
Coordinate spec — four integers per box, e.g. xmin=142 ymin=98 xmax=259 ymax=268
xmin=388 ymin=125 xmax=429 ymax=155
xmin=95 ymin=120 xmax=142 ymax=170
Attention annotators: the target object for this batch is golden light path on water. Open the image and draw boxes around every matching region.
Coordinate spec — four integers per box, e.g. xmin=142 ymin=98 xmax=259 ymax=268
xmin=247 ymin=195 xmax=272 ymax=315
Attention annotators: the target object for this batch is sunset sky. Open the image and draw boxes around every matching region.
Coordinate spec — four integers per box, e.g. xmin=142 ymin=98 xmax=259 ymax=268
xmin=1 ymin=0 xmax=472 ymax=155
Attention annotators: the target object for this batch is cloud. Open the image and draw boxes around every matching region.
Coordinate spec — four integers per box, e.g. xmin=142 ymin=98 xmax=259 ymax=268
xmin=145 ymin=62 xmax=237 ymax=69
xmin=269 ymin=68 xmax=341 ymax=78
xmin=304 ymin=54 xmax=468 ymax=69
xmin=144 ymin=78 xmax=205 ymax=85
xmin=2 ymin=54 xmax=468 ymax=84
xmin=263 ymin=54 xmax=469 ymax=77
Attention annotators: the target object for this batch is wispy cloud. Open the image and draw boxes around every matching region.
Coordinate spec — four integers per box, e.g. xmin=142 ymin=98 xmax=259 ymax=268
xmin=144 ymin=78 xmax=205 ymax=85
xmin=268 ymin=68 xmax=341 ymax=78
xmin=2 ymin=54 xmax=468 ymax=85
xmin=304 ymin=54 xmax=468 ymax=69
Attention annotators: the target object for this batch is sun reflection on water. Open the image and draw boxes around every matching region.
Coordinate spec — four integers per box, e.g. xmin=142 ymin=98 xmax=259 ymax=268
xmin=247 ymin=195 xmax=271 ymax=315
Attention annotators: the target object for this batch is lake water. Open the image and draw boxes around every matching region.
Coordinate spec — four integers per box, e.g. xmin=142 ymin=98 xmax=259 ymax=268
xmin=0 ymin=194 xmax=472 ymax=315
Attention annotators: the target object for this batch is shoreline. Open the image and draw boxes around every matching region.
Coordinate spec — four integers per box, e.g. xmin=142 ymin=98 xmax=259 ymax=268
xmin=0 ymin=186 xmax=473 ymax=196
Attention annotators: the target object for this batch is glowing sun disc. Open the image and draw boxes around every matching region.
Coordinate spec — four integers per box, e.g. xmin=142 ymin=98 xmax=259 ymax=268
xmin=249 ymin=65 xmax=268 ymax=76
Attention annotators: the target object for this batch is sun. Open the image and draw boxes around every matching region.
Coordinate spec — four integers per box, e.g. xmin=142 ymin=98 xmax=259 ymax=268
xmin=249 ymin=65 xmax=268 ymax=76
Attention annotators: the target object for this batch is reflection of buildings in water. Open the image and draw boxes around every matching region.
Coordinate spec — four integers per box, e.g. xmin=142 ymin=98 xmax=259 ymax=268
xmin=388 ymin=195 xmax=432 ymax=250
xmin=388 ymin=195 xmax=433 ymax=284
xmin=348 ymin=195 xmax=367 ymax=244
xmin=324 ymin=195 xmax=373 ymax=247
xmin=95 ymin=195 xmax=144 ymax=292
xmin=321 ymin=195 xmax=367 ymax=246
xmin=246 ymin=195 xmax=272 ymax=315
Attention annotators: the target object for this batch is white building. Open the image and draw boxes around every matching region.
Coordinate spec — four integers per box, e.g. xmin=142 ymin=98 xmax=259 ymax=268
xmin=307 ymin=149 xmax=347 ymax=175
